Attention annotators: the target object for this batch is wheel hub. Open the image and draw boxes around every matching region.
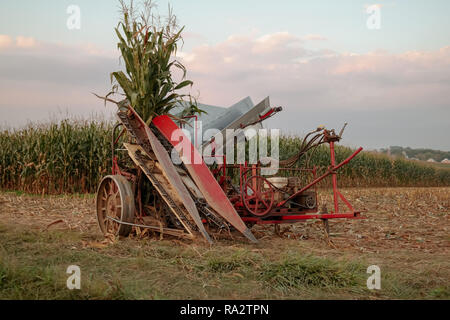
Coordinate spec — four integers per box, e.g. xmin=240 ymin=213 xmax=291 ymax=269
xmin=96 ymin=175 xmax=135 ymax=237
xmin=106 ymin=194 xmax=117 ymax=217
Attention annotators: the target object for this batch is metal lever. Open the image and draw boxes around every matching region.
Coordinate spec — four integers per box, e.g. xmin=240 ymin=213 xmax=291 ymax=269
xmin=339 ymin=123 xmax=348 ymax=139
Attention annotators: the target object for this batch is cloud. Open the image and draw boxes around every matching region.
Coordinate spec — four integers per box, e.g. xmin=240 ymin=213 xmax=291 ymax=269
xmin=174 ymin=32 xmax=450 ymax=149
xmin=0 ymin=36 xmax=120 ymax=127
xmin=177 ymin=32 xmax=450 ymax=112
xmin=0 ymin=35 xmax=13 ymax=48
xmin=178 ymin=32 xmax=312 ymax=82
xmin=364 ymin=3 xmax=383 ymax=11
xmin=2 ymin=31 xmax=449 ymax=114
xmin=0 ymin=35 xmax=38 ymax=49
xmin=0 ymin=32 xmax=449 ymax=149
xmin=0 ymin=37 xmax=119 ymax=86
xmin=16 ymin=36 xmax=37 ymax=48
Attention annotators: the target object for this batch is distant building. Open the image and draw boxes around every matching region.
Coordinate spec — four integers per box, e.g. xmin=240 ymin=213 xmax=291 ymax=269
xmin=427 ymin=158 xmax=436 ymax=163
xmin=442 ymin=159 xmax=450 ymax=164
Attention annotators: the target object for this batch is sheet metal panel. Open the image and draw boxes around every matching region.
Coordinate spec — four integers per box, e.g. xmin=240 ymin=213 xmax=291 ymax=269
xmin=204 ymin=97 xmax=271 ymax=155
xmin=152 ymin=115 xmax=258 ymax=243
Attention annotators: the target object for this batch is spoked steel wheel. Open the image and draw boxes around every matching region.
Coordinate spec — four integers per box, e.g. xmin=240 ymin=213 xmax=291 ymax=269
xmin=96 ymin=175 xmax=135 ymax=237
xmin=242 ymin=175 xmax=275 ymax=217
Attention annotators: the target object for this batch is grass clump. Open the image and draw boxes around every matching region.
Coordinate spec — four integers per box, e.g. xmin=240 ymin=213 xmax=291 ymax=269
xmin=0 ymin=259 xmax=124 ymax=300
xmin=206 ymin=256 xmax=255 ymax=273
xmin=260 ymin=255 xmax=364 ymax=292
xmin=428 ymin=286 xmax=450 ymax=299
xmin=207 ymin=258 xmax=242 ymax=273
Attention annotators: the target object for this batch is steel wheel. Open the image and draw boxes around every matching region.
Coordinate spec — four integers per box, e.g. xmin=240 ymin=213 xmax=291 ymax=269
xmin=242 ymin=176 xmax=275 ymax=217
xmin=96 ymin=175 xmax=135 ymax=237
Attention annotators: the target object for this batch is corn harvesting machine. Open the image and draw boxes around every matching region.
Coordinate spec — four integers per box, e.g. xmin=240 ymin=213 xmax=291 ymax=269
xmin=96 ymin=97 xmax=363 ymax=244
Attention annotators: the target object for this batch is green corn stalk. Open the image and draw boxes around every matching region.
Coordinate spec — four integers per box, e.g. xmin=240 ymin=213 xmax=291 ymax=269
xmin=0 ymin=122 xmax=450 ymax=195
xmin=99 ymin=0 xmax=204 ymax=123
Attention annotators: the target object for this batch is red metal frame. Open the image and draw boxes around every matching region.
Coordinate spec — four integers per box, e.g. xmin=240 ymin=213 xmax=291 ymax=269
xmin=152 ymin=114 xmax=257 ymax=242
xmin=242 ymin=212 xmax=362 ymax=225
xmin=278 ymin=145 xmax=363 ymax=208
xmin=210 ymin=133 xmax=363 ymax=225
xmin=110 ymin=109 xmax=363 ymax=228
xmin=242 ymin=175 xmax=275 ymax=217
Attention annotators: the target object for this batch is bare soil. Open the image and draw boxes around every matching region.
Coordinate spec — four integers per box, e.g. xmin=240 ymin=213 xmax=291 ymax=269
xmin=1 ymin=187 xmax=448 ymax=253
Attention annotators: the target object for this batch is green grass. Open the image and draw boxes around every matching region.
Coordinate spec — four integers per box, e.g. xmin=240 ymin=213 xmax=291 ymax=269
xmin=0 ymin=222 xmax=447 ymax=300
xmin=260 ymin=256 xmax=364 ymax=292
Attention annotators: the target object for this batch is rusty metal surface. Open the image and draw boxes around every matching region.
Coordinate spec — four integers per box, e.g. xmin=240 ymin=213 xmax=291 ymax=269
xmin=107 ymin=102 xmax=363 ymax=241
xmin=124 ymin=143 xmax=196 ymax=238
xmin=145 ymin=126 xmax=213 ymax=244
xmin=121 ymin=107 xmax=212 ymax=243
xmin=152 ymin=114 xmax=258 ymax=243
xmin=106 ymin=216 xmax=191 ymax=238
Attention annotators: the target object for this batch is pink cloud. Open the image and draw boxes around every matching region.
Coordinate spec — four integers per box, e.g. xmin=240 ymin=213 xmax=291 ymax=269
xmin=16 ymin=36 xmax=37 ymax=48
xmin=253 ymin=32 xmax=301 ymax=54
xmin=177 ymin=32 xmax=450 ymax=110
xmin=0 ymin=35 xmax=38 ymax=49
xmin=0 ymin=35 xmax=13 ymax=48
xmin=0 ymin=31 xmax=448 ymax=149
xmin=0 ymin=39 xmax=118 ymax=126
xmin=1 ymin=31 xmax=449 ymax=123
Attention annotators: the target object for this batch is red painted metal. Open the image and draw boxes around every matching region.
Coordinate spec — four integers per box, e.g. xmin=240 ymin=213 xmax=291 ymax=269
xmin=218 ymin=134 xmax=363 ymax=224
xmin=152 ymin=114 xmax=258 ymax=243
xmin=179 ymin=115 xmax=198 ymax=149
xmin=125 ymin=107 xmax=213 ymax=243
xmin=338 ymin=190 xmax=354 ymax=212
xmin=278 ymin=147 xmax=363 ymax=207
xmin=204 ymin=144 xmax=227 ymax=191
xmin=259 ymin=108 xmax=276 ymax=120
xmin=114 ymin=128 xmax=125 ymax=146
xmin=110 ymin=102 xmax=363 ymax=235
xmin=145 ymin=125 xmax=213 ymax=244
xmin=242 ymin=176 xmax=275 ymax=217
xmin=242 ymin=212 xmax=361 ymax=225
xmin=112 ymin=156 xmax=120 ymax=175
xmin=330 ymin=141 xmax=339 ymax=213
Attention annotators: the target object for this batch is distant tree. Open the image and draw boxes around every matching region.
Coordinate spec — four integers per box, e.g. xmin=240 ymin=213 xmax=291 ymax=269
xmin=383 ymin=146 xmax=450 ymax=162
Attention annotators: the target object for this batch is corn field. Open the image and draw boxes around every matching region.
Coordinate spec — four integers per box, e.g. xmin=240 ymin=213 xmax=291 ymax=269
xmin=0 ymin=120 xmax=112 ymax=194
xmin=96 ymin=0 xmax=203 ymax=124
xmin=279 ymin=135 xmax=450 ymax=188
xmin=0 ymin=120 xmax=449 ymax=195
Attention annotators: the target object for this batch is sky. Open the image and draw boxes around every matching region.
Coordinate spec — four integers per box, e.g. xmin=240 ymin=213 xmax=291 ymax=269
xmin=0 ymin=0 xmax=449 ymax=151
